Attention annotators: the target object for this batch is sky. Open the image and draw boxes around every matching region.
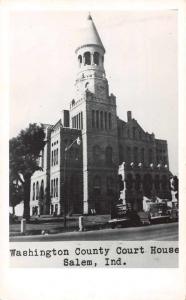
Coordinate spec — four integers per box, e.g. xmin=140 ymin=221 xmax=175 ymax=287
xmin=9 ymin=10 xmax=178 ymax=174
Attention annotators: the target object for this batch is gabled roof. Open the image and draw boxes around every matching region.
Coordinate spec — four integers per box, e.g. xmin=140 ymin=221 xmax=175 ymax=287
xmin=75 ymin=13 xmax=105 ymax=53
xmin=51 ymin=119 xmax=62 ymax=131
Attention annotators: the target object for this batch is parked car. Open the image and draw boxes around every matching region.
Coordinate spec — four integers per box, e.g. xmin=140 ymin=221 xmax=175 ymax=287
xmin=148 ymin=203 xmax=170 ymax=224
xmin=167 ymin=202 xmax=178 ymax=222
xmin=108 ymin=203 xmax=131 ymax=228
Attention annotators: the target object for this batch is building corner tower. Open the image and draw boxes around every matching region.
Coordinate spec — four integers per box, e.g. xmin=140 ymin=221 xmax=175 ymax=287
xmin=70 ymin=13 xmax=119 ymax=214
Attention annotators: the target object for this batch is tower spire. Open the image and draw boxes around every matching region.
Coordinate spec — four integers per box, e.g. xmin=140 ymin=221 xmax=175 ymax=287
xmin=75 ymin=12 xmax=105 ymax=53
xmin=87 ymin=12 xmax=92 ymax=20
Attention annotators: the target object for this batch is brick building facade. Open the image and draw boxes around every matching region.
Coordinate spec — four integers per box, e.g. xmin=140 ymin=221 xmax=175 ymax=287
xmin=30 ymin=14 xmax=171 ymax=216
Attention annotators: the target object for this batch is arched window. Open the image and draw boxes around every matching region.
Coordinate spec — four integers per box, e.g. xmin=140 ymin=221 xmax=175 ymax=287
xmin=33 ymin=183 xmax=35 ymax=200
xmin=84 ymin=52 xmax=91 ymax=65
xmin=93 ymin=145 xmax=101 ymax=162
xmin=119 ymin=145 xmax=124 ymax=164
xmin=36 ymin=181 xmax=39 ymax=200
xmin=78 ymin=54 xmax=82 ymax=66
xmin=105 ymin=146 xmax=112 ymax=165
xmin=85 ymin=82 xmax=89 ymax=90
xmin=93 ymin=52 xmax=99 ymax=65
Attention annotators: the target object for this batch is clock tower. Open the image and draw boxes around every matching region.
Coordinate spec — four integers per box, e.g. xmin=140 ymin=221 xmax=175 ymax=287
xmin=70 ymin=14 xmax=119 ymax=214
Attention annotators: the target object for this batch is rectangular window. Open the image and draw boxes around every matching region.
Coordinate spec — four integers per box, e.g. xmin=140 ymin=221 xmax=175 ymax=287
xmin=76 ymin=114 xmax=78 ymax=129
xmin=41 ymin=150 xmax=44 ymax=169
xmin=100 ymin=111 xmax=103 ymax=129
xmin=96 ymin=110 xmax=99 ymax=128
xmin=53 ymin=179 xmax=55 ymax=197
xmin=109 ymin=113 xmax=112 ymax=129
xmin=56 ymin=148 xmax=58 ymax=164
xmin=76 ymin=115 xmax=78 ymax=129
xmin=78 ymin=113 xmax=80 ymax=129
xmin=51 ymin=180 xmax=53 ymax=197
xmin=81 ymin=112 xmax=83 ymax=129
xmin=51 ymin=151 xmax=54 ymax=166
xmin=54 ymin=149 xmax=56 ymax=165
xmin=104 ymin=112 xmax=107 ymax=129
xmin=92 ymin=110 xmax=95 ymax=128
xmin=56 ymin=178 xmax=58 ymax=197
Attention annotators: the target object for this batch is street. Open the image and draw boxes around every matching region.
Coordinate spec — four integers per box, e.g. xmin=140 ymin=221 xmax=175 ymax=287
xmin=10 ymin=222 xmax=178 ymax=242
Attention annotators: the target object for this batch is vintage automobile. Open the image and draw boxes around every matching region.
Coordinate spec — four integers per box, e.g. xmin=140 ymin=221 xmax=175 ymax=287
xmin=108 ymin=203 xmax=131 ymax=228
xmin=167 ymin=202 xmax=179 ymax=222
xmin=148 ymin=202 xmax=170 ymax=224
xmin=108 ymin=203 xmax=142 ymax=228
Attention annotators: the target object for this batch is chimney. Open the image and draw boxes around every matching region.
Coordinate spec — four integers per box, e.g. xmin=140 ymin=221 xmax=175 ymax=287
xmin=127 ymin=111 xmax=132 ymax=122
xmin=61 ymin=110 xmax=69 ymax=127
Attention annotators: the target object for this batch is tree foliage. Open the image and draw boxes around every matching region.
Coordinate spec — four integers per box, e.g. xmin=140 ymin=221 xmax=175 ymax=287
xmin=172 ymin=175 xmax=179 ymax=200
xmin=9 ymin=123 xmax=46 ymax=219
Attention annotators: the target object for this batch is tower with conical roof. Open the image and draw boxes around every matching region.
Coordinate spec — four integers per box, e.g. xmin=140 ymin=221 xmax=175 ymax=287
xmin=70 ymin=13 xmax=119 ymax=214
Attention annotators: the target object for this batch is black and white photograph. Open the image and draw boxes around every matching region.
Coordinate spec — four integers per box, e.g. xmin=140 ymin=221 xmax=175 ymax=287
xmin=9 ymin=10 xmax=178 ymax=240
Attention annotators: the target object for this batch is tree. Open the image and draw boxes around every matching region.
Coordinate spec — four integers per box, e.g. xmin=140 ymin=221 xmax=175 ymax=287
xmin=9 ymin=123 xmax=45 ymax=220
xmin=172 ymin=175 xmax=179 ymax=200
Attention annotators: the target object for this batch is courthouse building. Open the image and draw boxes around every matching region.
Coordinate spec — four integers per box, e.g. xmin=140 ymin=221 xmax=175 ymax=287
xmin=30 ymin=14 xmax=171 ymax=216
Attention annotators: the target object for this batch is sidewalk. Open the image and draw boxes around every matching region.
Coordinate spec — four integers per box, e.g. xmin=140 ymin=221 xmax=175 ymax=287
xmin=9 ymin=214 xmax=111 ymax=237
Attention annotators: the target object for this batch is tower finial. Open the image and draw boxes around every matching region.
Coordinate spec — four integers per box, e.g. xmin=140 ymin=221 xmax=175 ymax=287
xmin=87 ymin=12 xmax=92 ymax=20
